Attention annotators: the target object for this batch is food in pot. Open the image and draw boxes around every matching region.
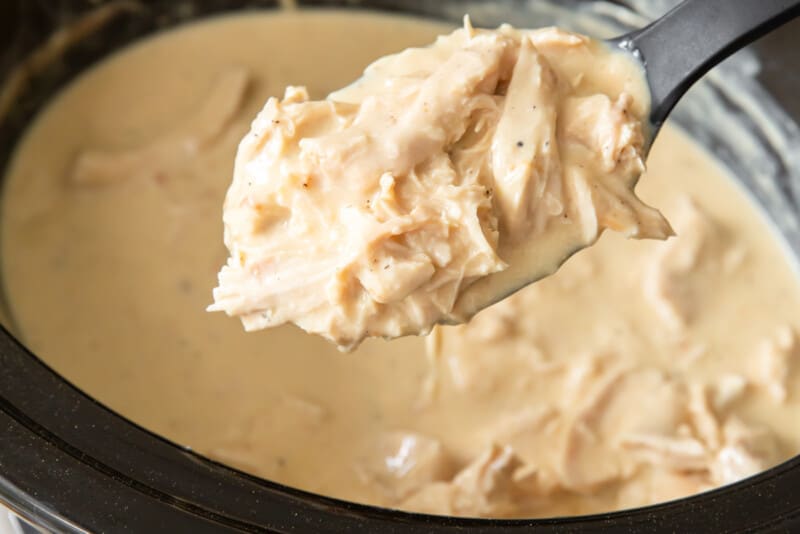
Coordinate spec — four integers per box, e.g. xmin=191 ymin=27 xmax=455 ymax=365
xmin=2 ymin=10 xmax=799 ymax=519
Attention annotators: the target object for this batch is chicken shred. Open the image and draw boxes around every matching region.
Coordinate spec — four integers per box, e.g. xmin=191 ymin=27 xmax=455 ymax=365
xmin=209 ymin=22 xmax=669 ymax=349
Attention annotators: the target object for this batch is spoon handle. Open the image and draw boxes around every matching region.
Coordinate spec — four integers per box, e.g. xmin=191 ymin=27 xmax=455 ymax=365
xmin=618 ymin=0 xmax=800 ymax=129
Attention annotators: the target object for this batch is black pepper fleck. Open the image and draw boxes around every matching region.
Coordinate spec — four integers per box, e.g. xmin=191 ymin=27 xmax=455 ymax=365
xmin=516 ymin=141 xmax=524 ymax=147
xmin=177 ymin=279 xmax=193 ymax=294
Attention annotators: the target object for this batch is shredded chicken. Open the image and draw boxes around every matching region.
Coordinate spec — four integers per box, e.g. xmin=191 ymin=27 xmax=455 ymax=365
xmin=72 ymin=68 xmax=249 ymax=186
xmin=688 ymin=383 xmax=721 ymax=450
xmin=401 ymin=444 xmax=533 ymax=518
xmin=643 ymin=198 xmax=723 ymax=332
xmin=561 ymin=368 xmax=688 ymax=490
xmin=710 ymin=374 xmax=749 ymax=411
xmin=209 ymin=21 xmax=669 ymax=349
xmin=392 ymin=366 xmax=785 ymax=516
xmin=357 ymin=432 xmax=456 ymax=501
xmin=711 ymin=417 xmax=782 ymax=485
xmin=751 ymin=325 xmax=797 ymax=403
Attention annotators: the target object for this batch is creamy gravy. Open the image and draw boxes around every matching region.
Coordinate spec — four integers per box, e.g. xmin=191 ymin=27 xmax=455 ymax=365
xmin=3 ymin=10 xmax=800 ymax=518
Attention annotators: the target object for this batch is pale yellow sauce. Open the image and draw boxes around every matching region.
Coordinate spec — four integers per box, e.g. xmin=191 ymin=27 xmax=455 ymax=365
xmin=3 ymin=10 xmax=800 ymax=518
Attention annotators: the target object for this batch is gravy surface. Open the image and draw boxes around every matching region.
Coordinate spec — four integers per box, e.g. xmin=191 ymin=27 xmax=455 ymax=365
xmin=3 ymin=10 xmax=800 ymax=518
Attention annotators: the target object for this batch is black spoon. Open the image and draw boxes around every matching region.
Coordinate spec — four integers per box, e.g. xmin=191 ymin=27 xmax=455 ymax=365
xmin=614 ymin=0 xmax=800 ymax=141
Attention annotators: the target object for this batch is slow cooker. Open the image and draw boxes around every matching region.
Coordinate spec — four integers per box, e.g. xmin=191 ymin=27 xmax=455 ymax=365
xmin=1 ymin=1 xmax=799 ymax=532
